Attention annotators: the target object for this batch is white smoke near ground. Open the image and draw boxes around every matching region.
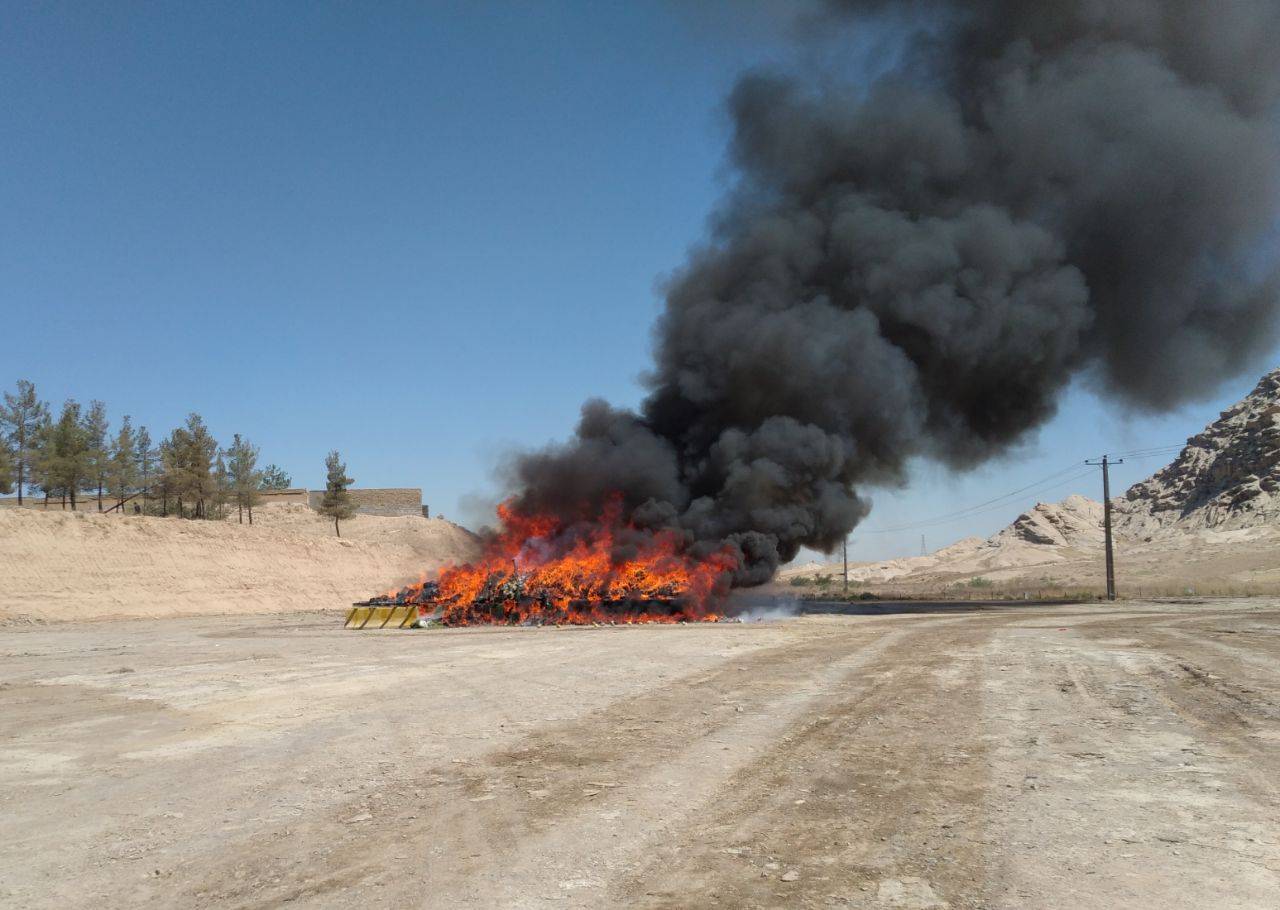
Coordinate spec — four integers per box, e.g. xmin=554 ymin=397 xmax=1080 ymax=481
xmin=725 ymin=594 xmax=802 ymax=623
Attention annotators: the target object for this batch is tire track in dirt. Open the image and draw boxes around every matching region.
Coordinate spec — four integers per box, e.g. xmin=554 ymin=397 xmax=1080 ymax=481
xmin=178 ymin=621 xmax=913 ymax=907
xmin=1069 ymin=608 xmax=1280 ymax=771
xmin=612 ymin=617 xmax=996 ymax=909
xmin=983 ymin=613 xmax=1280 ymax=908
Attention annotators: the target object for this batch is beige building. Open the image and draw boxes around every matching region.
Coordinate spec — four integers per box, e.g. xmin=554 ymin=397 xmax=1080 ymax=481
xmin=268 ymin=487 xmax=428 ymax=518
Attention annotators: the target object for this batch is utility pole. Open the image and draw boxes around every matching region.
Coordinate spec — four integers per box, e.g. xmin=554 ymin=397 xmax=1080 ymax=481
xmin=920 ymin=534 xmax=926 ymax=557
xmin=842 ymin=536 xmax=849 ymax=597
xmin=1085 ymin=454 xmax=1124 ymax=601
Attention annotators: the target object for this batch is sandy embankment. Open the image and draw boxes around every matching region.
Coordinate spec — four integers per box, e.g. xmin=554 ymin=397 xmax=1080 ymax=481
xmin=0 ymin=505 xmax=480 ymax=623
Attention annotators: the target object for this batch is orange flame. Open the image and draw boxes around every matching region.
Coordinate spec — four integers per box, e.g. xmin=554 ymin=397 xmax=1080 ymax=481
xmin=383 ymin=496 xmax=738 ymax=626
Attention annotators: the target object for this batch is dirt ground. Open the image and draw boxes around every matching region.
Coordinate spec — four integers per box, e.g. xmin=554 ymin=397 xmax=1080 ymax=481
xmin=2 ymin=601 xmax=1278 ymax=908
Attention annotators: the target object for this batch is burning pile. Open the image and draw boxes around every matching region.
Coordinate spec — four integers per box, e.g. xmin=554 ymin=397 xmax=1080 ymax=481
xmin=364 ymin=498 xmax=738 ymax=626
xmin=370 ymin=2 xmax=1280 ymax=618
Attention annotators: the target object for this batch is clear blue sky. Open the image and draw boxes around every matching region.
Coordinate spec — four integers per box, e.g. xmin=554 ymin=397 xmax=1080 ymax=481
xmin=4 ymin=2 xmax=1276 ymax=561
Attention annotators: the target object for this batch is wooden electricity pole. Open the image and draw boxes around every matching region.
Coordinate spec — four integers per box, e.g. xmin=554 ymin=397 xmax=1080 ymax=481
xmin=842 ymin=536 xmax=849 ymax=596
xmin=1086 ymin=454 xmax=1124 ymax=601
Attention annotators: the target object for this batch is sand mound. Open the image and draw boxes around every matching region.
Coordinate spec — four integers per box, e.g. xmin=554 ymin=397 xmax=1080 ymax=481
xmin=0 ymin=506 xmax=481 ymax=623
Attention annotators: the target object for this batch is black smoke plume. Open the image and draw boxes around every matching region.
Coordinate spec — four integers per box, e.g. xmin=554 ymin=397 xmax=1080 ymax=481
xmin=506 ymin=0 xmax=1280 ymax=584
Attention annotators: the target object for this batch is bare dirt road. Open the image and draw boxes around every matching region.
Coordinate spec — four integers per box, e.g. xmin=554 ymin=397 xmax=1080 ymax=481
xmin=2 ymin=600 xmax=1278 ymax=908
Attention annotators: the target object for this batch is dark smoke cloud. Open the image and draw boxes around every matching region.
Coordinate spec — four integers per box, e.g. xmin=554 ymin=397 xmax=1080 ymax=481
xmin=506 ymin=0 xmax=1280 ymax=584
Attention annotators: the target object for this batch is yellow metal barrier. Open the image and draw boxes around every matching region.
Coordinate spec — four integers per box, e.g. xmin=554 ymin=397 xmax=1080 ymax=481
xmin=344 ymin=604 xmax=418 ymax=629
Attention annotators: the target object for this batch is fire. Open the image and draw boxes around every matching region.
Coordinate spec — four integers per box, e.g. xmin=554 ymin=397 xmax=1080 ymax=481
xmin=372 ymin=496 xmax=738 ymax=626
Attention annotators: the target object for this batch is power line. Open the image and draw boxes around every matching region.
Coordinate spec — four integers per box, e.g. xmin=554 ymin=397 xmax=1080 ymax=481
xmin=863 ymin=462 xmax=1085 ymax=533
xmin=863 ymin=466 xmax=1097 ymax=533
xmin=859 ymin=441 xmax=1187 ymax=535
xmin=1111 ymin=444 xmax=1183 ymax=458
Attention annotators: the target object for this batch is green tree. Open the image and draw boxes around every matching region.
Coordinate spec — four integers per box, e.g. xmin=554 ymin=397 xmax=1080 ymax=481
xmin=157 ymin=432 xmax=178 ymax=516
xmin=0 ymin=439 xmax=13 ymax=495
xmin=82 ymin=400 xmax=110 ymax=511
xmin=44 ymin=401 xmax=90 ymax=510
xmin=0 ymin=380 xmax=49 ymax=505
xmin=213 ymin=449 xmax=231 ymax=520
xmin=318 ymin=450 xmax=356 ymax=537
xmin=163 ymin=414 xmax=218 ymax=518
xmin=227 ymin=433 xmax=262 ymax=524
xmin=107 ymin=415 xmax=139 ymax=510
xmin=182 ymin=414 xmax=218 ymax=518
xmin=258 ymin=463 xmax=292 ymax=491
xmin=135 ymin=426 xmax=156 ymax=513
xmin=27 ymin=411 xmax=55 ymax=507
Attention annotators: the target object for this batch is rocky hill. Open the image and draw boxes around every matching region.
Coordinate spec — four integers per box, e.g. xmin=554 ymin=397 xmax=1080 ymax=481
xmin=993 ymin=494 xmax=1105 ymax=547
xmin=778 ymin=366 xmax=1280 ymax=594
xmin=1117 ymin=367 xmax=1280 ymax=532
xmin=990 ymin=368 xmax=1280 ymax=542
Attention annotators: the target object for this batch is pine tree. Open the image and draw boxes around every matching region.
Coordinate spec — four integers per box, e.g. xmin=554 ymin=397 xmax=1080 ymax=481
xmin=107 ymin=415 xmax=139 ymax=511
xmin=213 ymin=450 xmax=231 ymax=520
xmin=82 ymin=400 xmax=110 ymax=511
xmin=318 ymin=450 xmax=356 ymax=537
xmin=28 ymin=411 xmax=54 ymax=507
xmin=259 ymin=463 xmax=292 ymax=491
xmin=135 ymin=426 xmax=155 ymax=513
xmin=227 ymin=433 xmax=262 ymax=524
xmin=158 ymin=432 xmax=179 ymax=516
xmin=181 ymin=413 xmax=218 ymax=518
xmin=161 ymin=414 xmax=218 ymax=519
xmin=46 ymin=401 xmax=90 ymax=510
xmin=0 ymin=439 xmax=12 ymax=495
xmin=161 ymin=427 xmax=189 ymax=516
xmin=1 ymin=380 xmax=49 ymax=505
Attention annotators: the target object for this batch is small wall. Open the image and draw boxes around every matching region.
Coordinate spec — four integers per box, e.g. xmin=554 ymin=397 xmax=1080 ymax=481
xmin=257 ymin=488 xmax=311 ymax=507
xmin=0 ymin=496 xmax=107 ymax=511
xmin=307 ymin=487 xmax=424 ymax=517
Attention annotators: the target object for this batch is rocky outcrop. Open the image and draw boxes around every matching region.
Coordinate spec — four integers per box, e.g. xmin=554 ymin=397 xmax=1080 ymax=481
xmin=994 ymin=494 xmax=1106 ymax=547
xmin=1119 ymin=367 xmax=1280 ymax=531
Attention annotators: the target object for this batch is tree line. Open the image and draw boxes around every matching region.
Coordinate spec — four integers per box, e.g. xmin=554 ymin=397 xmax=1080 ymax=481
xmin=0 ymin=379 xmax=294 ymax=523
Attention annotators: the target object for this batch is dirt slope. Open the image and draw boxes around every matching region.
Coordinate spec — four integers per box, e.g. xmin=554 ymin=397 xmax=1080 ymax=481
xmin=0 ymin=506 xmax=480 ymax=623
